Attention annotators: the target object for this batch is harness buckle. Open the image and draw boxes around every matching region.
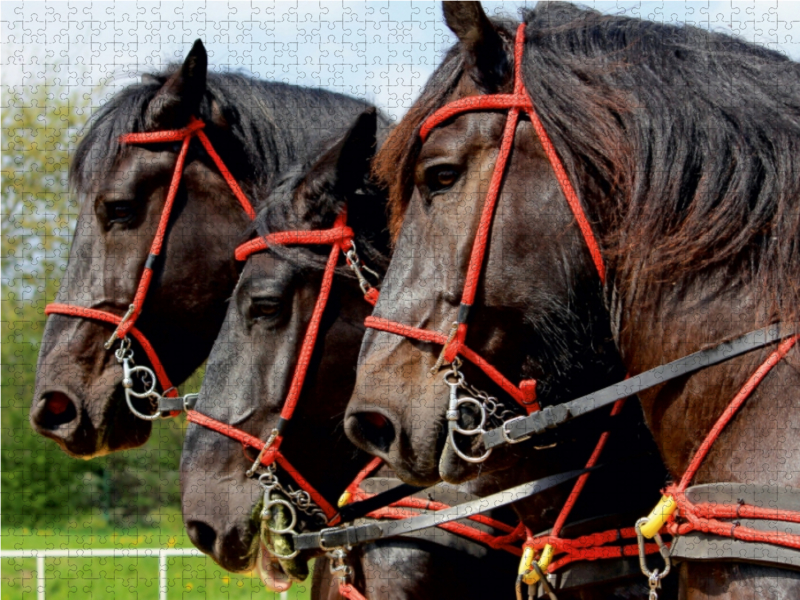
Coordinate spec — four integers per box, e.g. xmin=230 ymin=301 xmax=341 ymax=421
xmin=502 ymin=416 xmax=532 ymax=445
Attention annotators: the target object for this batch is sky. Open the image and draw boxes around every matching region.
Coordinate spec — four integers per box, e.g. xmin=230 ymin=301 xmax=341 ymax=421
xmin=3 ymin=1 xmax=800 ymax=121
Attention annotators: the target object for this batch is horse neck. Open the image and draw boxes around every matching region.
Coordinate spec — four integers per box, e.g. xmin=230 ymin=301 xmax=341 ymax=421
xmin=614 ymin=272 xmax=800 ymax=486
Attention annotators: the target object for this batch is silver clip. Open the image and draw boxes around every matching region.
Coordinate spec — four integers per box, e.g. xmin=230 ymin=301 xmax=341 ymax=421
xmin=105 ymin=304 xmax=136 ymax=349
xmin=635 ymin=518 xmax=671 ymax=600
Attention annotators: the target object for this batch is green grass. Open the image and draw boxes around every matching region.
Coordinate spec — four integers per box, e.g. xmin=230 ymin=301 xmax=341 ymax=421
xmin=1 ymin=510 xmax=313 ymax=600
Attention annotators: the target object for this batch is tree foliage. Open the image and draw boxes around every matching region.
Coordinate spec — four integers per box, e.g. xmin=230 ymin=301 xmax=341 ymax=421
xmin=2 ymin=81 xmax=192 ymax=529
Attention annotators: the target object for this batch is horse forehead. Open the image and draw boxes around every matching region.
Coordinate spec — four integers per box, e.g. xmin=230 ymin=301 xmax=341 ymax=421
xmin=96 ymin=147 xmax=173 ymax=194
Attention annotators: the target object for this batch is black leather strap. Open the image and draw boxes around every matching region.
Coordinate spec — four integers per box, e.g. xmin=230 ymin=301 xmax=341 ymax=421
xmin=484 ymin=324 xmax=796 ymax=449
xmin=294 ymin=467 xmax=593 ymax=551
xmin=157 ymin=393 xmax=198 ymax=413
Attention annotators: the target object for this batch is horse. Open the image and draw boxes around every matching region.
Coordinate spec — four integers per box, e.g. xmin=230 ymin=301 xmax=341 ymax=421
xmin=180 ymin=110 xmax=520 ymax=598
xmin=346 ymin=2 xmax=800 ymax=598
xmin=31 ymin=38 xmax=378 ymax=457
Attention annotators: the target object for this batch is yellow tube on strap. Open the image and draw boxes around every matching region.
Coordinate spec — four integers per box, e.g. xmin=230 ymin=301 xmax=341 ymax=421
xmin=639 ymin=495 xmax=677 ymax=539
xmin=521 ymin=543 xmax=554 ymax=585
xmin=337 ymin=490 xmax=352 ymax=508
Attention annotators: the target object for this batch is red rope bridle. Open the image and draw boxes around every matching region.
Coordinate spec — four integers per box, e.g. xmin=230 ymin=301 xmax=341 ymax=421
xmin=186 ymin=210 xmax=369 ymax=522
xmin=45 ymin=117 xmax=257 ymax=402
xmin=365 ymin=24 xmax=606 ymax=416
xmin=184 ymin=210 xmax=527 ymax=592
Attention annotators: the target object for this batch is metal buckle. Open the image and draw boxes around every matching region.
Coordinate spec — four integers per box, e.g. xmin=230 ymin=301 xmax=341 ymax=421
xmin=502 ymin=416 xmax=532 ymax=444
xmin=317 ymin=526 xmax=346 ymax=551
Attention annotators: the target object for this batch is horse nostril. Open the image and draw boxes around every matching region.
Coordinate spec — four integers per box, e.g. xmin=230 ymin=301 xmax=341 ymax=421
xmin=363 ymin=412 xmax=388 ymax=428
xmin=35 ymin=392 xmax=78 ymax=430
xmin=186 ymin=521 xmax=217 ymax=556
xmin=353 ymin=412 xmax=396 ymax=454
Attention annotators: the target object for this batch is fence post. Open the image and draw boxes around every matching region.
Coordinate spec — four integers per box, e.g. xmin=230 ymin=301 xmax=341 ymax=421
xmin=36 ymin=554 xmax=45 ymax=600
xmin=159 ymin=550 xmax=167 ymax=600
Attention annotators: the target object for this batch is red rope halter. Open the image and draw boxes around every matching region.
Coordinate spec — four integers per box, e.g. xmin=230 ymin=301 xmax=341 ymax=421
xmin=187 ymin=210 xmax=527 ymax=562
xmin=45 ymin=117 xmax=257 ymax=401
xmin=186 ymin=211 xmax=359 ymax=522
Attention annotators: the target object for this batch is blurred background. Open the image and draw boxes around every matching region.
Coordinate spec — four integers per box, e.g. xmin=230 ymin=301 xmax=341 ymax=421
xmin=3 ymin=1 xmax=799 ymax=598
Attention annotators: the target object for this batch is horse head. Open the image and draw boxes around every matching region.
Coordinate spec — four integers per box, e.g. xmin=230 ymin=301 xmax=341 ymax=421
xmin=180 ymin=110 xmax=391 ymax=579
xmin=32 ymin=40 xmax=372 ymax=457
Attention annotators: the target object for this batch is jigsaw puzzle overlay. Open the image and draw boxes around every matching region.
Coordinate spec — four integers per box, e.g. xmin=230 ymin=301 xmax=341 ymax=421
xmin=3 ymin=1 xmax=800 ymax=599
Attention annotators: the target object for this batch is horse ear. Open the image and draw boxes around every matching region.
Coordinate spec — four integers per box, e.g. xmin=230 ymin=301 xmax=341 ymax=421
xmin=442 ymin=1 xmax=510 ymax=91
xmin=296 ymin=108 xmax=388 ymax=242
xmin=144 ymin=39 xmax=207 ymax=129
xmin=332 ymin=108 xmax=378 ymax=195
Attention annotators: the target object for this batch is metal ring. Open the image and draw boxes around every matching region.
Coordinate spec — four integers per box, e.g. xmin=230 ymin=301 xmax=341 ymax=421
xmin=124 ymin=393 xmax=161 ymax=421
xmin=266 ymin=543 xmax=299 ymax=561
xmin=262 ymin=498 xmax=298 ymax=535
xmin=124 ymin=365 xmax=159 ymax=398
xmin=448 ymin=424 xmax=492 ymax=464
xmin=501 ymin=416 xmax=532 ymax=444
xmin=452 ymin=396 xmax=487 ymax=435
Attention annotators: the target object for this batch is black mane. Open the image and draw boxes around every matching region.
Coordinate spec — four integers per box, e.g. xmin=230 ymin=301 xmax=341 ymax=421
xmin=71 ymin=69 xmax=369 ymax=198
xmin=376 ymin=1 xmax=800 ymax=322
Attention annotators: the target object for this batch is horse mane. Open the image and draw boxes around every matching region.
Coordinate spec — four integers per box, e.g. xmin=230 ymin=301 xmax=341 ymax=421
xmin=70 ymin=68 xmax=365 ymax=197
xmin=242 ymin=142 xmax=391 ymax=277
xmin=375 ymin=1 xmax=800 ymax=323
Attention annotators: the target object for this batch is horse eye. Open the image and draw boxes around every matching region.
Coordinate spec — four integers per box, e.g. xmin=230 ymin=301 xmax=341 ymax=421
xmin=426 ymin=166 xmax=460 ymax=193
xmin=249 ymin=297 xmax=282 ymax=322
xmin=106 ymin=201 xmax=135 ymax=224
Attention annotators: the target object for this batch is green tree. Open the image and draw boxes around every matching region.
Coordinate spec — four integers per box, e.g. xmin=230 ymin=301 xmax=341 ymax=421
xmin=2 ymin=81 xmax=194 ymax=529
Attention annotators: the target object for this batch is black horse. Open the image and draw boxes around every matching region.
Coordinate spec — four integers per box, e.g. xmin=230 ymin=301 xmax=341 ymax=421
xmin=348 ymin=2 xmax=800 ymax=598
xmin=32 ymin=39 xmax=378 ymax=457
xmin=181 ymin=110 xmax=519 ymax=597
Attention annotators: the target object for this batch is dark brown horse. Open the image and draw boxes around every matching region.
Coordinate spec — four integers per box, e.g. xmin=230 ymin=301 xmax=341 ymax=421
xmin=347 ymin=2 xmax=800 ymax=598
xmin=180 ymin=110 xmax=519 ymax=598
xmin=32 ymin=39 xmax=376 ymax=457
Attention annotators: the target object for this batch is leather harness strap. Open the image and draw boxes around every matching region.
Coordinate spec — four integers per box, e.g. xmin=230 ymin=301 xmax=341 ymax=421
xmin=293 ymin=468 xmax=591 ymax=551
xmin=485 ymin=324 xmax=799 ymax=448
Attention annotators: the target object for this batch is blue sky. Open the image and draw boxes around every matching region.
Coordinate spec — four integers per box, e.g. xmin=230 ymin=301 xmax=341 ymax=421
xmin=3 ymin=1 xmax=800 ymax=120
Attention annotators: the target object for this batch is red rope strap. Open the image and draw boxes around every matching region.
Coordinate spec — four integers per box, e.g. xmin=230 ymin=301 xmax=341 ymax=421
xmin=185 ymin=409 xmax=338 ymax=520
xmin=44 ymin=304 xmax=178 ymax=397
xmin=657 ymin=335 xmax=800 ymax=548
xmin=365 ymin=316 xmax=538 ymax=412
xmin=338 ymin=583 xmax=367 ymax=600
xmin=525 ymin=527 xmax=661 ymax=573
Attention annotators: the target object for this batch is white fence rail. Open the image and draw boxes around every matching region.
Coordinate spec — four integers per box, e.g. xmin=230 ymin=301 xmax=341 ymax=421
xmin=2 ymin=548 xmax=203 ymax=600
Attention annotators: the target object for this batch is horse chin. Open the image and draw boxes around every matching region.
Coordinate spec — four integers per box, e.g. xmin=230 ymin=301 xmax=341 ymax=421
xmin=438 ymin=443 xmax=479 ymax=485
xmin=257 ymin=541 xmax=292 ymax=592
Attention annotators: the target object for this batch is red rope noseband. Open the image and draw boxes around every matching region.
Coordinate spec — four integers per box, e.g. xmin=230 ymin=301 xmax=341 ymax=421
xmin=45 ymin=117 xmax=256 ymax=400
